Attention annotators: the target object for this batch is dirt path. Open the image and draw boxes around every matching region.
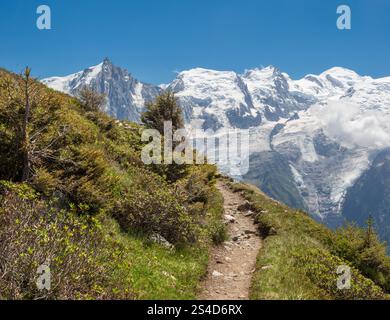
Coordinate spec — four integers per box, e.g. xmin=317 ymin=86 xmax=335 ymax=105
xmin=198 ymin=181 xmax=262 ymax=300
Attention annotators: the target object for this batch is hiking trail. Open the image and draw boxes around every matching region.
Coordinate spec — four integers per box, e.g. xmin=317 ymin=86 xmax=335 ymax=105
xmin=198 ymin=181 xmax=262 ymax=300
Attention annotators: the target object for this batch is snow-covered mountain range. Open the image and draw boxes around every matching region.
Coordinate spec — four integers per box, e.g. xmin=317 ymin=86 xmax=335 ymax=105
xmin=42 ymin=59 xmax=390 ymax=244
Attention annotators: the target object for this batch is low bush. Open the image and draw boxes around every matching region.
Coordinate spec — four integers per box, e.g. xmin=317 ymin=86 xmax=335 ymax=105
xmin=174 ymin=165 xmax=226 ymax=244
xmin=294 ymin=248 xmax=385 ymax=300
xmin=330 ymin=224 xmax=390 ymax=292
xmin=114 ymin=169 xmax=197 ymax=244
xmin=0 ymin=183 xmax=129 ymax=299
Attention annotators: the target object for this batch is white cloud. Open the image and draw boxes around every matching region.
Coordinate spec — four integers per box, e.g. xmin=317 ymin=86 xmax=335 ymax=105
xmin=311 ymin=99 xmax=390 ymax=149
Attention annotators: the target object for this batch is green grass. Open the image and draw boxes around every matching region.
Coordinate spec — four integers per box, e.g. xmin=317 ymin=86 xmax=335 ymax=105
xmin=205 ymin=183 xmax=227 ymax=245
xmin=100 ymin=181 xmax=224 ymax=300
xmin=105 ymin=222 xmax=209 ymax=300
xmin=228 ymin=181 xmax=388 ymax=300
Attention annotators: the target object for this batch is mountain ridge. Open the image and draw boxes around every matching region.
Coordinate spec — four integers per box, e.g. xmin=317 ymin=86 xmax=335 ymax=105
xmin=41 ymin=59 xmax=390 ymax=246
xmin=42 ymin=58 xmax=162 ymax=121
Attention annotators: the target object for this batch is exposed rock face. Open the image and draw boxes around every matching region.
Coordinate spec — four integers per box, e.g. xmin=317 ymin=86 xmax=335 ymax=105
xmin=42 ymin=58 xmax=161 ymax=122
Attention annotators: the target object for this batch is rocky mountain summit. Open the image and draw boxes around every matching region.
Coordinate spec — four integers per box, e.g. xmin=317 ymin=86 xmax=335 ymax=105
xmin=42 ymin=58 xmax=161 ymax=121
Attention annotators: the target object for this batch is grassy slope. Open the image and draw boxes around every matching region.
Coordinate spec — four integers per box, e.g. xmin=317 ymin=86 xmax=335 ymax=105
xmin=101 ymin=182 xmax=224 ymax=300
xmin=0 ymin=69 xmax=224 ymax=299
xmin=228 ymin=181 xmax=389 ymax=300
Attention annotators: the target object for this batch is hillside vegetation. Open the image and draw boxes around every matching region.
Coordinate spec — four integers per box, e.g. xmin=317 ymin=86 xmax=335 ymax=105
xmin=0 ymin=68 xmax=225 ymax=299
xmin=1 ymin=67 xmax=389 ymax=300
xmin=227 ymin=181 xmax=390 ymax=300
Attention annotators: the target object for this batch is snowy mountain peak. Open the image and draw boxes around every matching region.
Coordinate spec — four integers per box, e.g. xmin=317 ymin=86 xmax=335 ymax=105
xmin=177 ymin=67 xmax=239 ymax=80
xmin=243 ymin=65 xmax=282 ymax=80
xmin=80 ymin=62 xmax=104 ymax=85
xmin=167 ymin=67 xmax=259 ymax=129
xmin=42 ymin=59 xmax=161 ymax=121
xmin=320 ymin=66 xmax=361 ymax=79
xmin=293 ymin=67 xmax=365 ymax=97
xmin=101 ymin=58 xmax=116 ymax=72
xmin=102 ymin=57 xmax=112 ymax=65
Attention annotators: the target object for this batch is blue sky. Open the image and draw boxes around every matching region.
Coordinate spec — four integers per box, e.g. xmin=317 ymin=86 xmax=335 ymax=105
xmin=0 ymin=0 xmax=389 ymax=84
